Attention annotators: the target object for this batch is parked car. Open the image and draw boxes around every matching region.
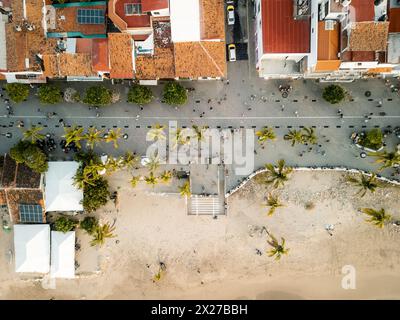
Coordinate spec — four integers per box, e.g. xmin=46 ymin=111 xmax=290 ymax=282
xmin=227 ymin=5 xmax=235 ymax=25
xmin=228 ymin=44 xmax=236 ymax=62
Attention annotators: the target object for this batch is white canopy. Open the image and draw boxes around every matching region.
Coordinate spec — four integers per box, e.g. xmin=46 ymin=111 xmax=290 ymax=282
xmin=170 ymin=0 xmax=200 ymax=42
xmin=50 ymin=231 xmax=75 ymax=279
xmin=14 ymin=224 xmax=50 ymax=273
xmin=45 ymin=161 xmax=83 ymax=212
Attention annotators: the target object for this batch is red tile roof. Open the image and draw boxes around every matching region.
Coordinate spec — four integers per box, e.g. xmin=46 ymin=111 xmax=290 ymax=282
xmin=92 ymin=39 xmax=110 ymax=72
xmin=76 ymin=39 xmax=92 ymax=54
xmin=114 ymin=0 xmax=151 ymax=28
xmin=348 ymin=0 xmax=374 ymax=22
xmin=142 ymin=0 xmax=168 ymax=12
xmin=389 ymin=8 xmax=400 ymax=33
xmin=261 ymin=0 xmax=310 ymax=54
xmin=1 ymin=0 xmax=11 ymax=8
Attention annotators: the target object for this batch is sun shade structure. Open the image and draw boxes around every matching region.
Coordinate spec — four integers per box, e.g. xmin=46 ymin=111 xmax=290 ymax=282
xmin=19 ymin=204 xmax=44 ymax=223
xmin=14 ymin=224 xmax=50 ymax=273
xmin=45 ymin=162 xmax=83 ymax=212
xmin=77 ymin=9 xmax=105 ymax=25
xmin=170 ymin=0 xmax=200 ymax=42
xmin=50 ymin=231 xmax=76 ymax=279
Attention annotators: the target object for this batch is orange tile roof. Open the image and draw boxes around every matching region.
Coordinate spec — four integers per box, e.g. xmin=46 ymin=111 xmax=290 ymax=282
xmin=389 ymin=8 xmax=400 ymax=33
xmin=315 ymin=60 xmax=341 ymax=72
xmin=51 ymin=5 xmax=107 ymax=35
xmin=367 ymin=67 xmax=393 ymax=74
xmin=136 ymin=47 xmax=175 ymax=79
xmin=108 ymin=33 xmax=134 ymax=79
xmin=317 ymin=21 xmax=339 ymax=60
xmin=349 ymin=22 xmax=389 ymax=52
xmin=344 ymin=51 xmax=376 ymax=62
xmin=174 ymin=41 xmax=226 ymax=78
xmin=200 ymin=0 xmax=225 ymax=40
xmin=43 ymin=53 xmax=96 ymax=77
xmin=5 ymin=0 xmax=57 ymax=72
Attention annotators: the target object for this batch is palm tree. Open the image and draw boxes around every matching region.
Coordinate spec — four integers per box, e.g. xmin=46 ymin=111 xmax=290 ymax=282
xmin=144 ymin=172 xmax=158 ymax=187
xmin=105 ymin=128 xmax=123 ymax=149
xmin=170 ymin=128 xmax=184 ymax=149
xmin=122 ymin=151 xmax=139 ymax=170
xmin=105 ymin=156 xmax=122 ymax=173
xmin=82 ymin=160 xmax=102 ymax=182
xmin=264 ymin=159 xmax=293 ymax=188
xmin=360 ymin=208 xmax=391 ymax=228
xmin=369 ymin=150 xmax=400 ymax=171
xmin=159 ymin=170 xmax=173 ymax=184
xmin=302 ymin=127 xmax=318 ymax=145
xmin=284 ymin=129 xmax=305 ymax=147
xmin=130 ymin=175 xmax=140 ymax=188
xmin=90 ymin=222 xmax=117 ymax=247
xmin=63 ymin=125 xmax=85 ymax=149
xmin=22 ymin=126 xmax=45 ymax=144
xmin=145 ymin=155 xmax=161 ymax=172
xmin=192 ymin=125 xmax=206 ymax=142
xmin=84 ymin=127 xmax=104 ymax=149
xmin=267 ymin=234 xmax=289 ymax=260
xmin=346 ymin=172 xmax=380 ymax=197
xmin=255 ymin=127 xmax=276 ymax=145
xmin=178 ymin=181 xmax=191 ymax=197
xmin=264 ymin=193 xmax=284 ymax=216
xmin=148 ymin=124 xmax=166 ymax=141
xmin=73 ymin=170 xmax=93 ymax=189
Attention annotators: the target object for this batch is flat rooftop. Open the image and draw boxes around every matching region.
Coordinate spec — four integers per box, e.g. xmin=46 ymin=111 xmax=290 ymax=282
xmin=261 ymin=0 xmax=311 ymax=54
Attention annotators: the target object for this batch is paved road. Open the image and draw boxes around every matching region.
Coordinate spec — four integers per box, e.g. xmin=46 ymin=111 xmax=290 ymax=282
xmin=0 ymin=60 xmax=400 ymax=191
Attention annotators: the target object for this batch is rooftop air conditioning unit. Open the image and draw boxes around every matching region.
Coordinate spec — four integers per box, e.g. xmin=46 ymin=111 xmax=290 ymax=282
xmin=325 ymin=20 xmax=335 ymax=30
xmin=26 ymin=24 xmax=35 ymax=31
xmin=341 ymin=0 xmax=351 ymax=7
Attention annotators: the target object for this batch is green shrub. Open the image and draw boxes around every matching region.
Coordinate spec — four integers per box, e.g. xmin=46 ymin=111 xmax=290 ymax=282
xmin=162 ymin=82 xmax=187 ymax=106
xmin=80 ymin=216 xmax=98 ymax=235
xmin=83 ymin=86 xmax=112 ymax=105
xmin=9 ymin=140 xmax=48 ymax=173
xmin=358 ymin=129 xmax=384 ymax=150
xmin=38 ymin=85 xmax=62 ymax=104
xmin=322 ymin=85 xmax=345 ymax=104
xmin=5 ymin=83 xmax=29 ymax=103
xmin=127 ymin=85 xmax=153 ymax=105
xmin=82 ymin=177 xmax=110 ymax=213
xmin=54 ymin=216 xmax=78 ymax=233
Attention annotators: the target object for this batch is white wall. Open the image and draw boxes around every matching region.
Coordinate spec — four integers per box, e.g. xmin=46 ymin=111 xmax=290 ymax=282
xmin=170 ymin=0 xmax=200 ymax=42
xmin=254 ymin=0 xmax=264 ymax=68
xmin=340 ymin=61 xmax=379 ymax=69
xmin=261 ymin=53 xmax=308 ymax=63
xmin=0 ymin=13 xmax=7 ymax=70
xmin=308 ymin=0 xmax=319 ymax=72
xmin=151 ymin=8 xmax=169 ymax=17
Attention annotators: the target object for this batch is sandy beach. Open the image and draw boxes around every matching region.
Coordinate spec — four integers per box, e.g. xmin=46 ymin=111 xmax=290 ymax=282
xmin=1 ymin=170 xmax=400 ymax=300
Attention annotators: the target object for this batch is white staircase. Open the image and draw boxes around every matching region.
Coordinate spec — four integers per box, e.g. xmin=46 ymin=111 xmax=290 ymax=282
xmin=190 ymin=195 xmax=221 ymax=215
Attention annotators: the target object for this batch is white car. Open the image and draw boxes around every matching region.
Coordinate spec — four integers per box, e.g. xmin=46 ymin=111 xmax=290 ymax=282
xmin=228 ymin=44 xmax=236 ymax=62
xmin=227 ymin=5 xmax=235 ymax=25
